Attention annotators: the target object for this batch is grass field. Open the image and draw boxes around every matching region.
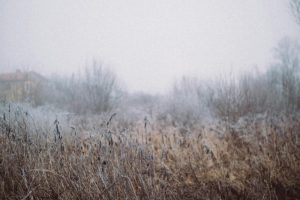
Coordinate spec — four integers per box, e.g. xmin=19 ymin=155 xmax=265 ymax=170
xmin=1 ymin=106 xmax=299 ymax=199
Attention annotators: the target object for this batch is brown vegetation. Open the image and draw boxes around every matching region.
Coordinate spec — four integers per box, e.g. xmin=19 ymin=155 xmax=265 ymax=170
xmin=1 ymin=110 xmax=299 ymax=199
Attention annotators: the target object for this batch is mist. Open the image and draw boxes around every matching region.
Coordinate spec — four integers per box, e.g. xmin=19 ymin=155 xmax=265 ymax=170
xmin=1 ymin=0 xmax=299 ymax=93
xmin=2 ymin=1 xmax=300 ymax=199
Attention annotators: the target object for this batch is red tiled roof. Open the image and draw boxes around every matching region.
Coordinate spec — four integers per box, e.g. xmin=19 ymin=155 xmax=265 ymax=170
xmin=0 ymin=72 xmax=27 ymax=82
xmin=0 ymin=71 xmax=45 ymax=82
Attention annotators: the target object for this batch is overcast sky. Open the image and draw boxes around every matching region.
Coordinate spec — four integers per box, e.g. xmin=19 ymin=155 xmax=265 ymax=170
xmin=0 ymin=0 xmax=299 ymax=93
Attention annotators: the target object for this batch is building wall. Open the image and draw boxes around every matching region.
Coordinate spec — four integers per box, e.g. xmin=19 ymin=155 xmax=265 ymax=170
xmin=0 ymin=79 xmax=42 ymax=103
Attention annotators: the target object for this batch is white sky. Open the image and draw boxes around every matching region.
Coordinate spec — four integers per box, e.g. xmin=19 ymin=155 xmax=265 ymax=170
xmin=0 ymin=0 xmax=299 ymax=93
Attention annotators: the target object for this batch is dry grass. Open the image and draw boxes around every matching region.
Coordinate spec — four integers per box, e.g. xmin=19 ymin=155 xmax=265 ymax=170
xmin=0 ymin=112 xmax=300 ymax=199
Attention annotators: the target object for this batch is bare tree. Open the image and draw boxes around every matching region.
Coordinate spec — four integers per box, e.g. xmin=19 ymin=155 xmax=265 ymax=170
xmin=269 ymin=37 xmax=300 ymax=112
xmin=44 ymin=61 xmax=122 ymax=114
xmin=161 ymin=76 xmax=210 ymax=127
xmin=80 ymin=62 xmax=120 ymax=113
xmin=290 ymin=0 xmax=300 ymax=25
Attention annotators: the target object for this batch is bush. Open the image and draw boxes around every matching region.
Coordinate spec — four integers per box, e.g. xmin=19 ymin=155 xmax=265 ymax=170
xmin=45 ymin=62 xmax=123 ymax=114
xmin=160 ymin=77 xmax=210 ymax=127
xmin=172 ymin=38 xmax=300 ymax=122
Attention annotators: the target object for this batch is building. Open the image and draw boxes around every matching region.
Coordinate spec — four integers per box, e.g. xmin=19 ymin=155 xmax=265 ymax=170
xmin=0 ymin=70 xmax=46 ymax=104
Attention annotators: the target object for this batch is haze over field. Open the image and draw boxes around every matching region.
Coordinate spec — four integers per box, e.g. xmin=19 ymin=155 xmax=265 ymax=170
xmin=2 ymin=1 xmax=300 ymax=199
xmin=0 ymin=0 xmax=299 ymax=93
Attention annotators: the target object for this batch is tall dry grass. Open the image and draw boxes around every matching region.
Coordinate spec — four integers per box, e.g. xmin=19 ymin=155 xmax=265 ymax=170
xmin=0 ymin=108 xmax=300 ymax=200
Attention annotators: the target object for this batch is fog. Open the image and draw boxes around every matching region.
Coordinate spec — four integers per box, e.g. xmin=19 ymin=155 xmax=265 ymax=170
xmin=0 ymin=0 xmax=299 ymax=93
